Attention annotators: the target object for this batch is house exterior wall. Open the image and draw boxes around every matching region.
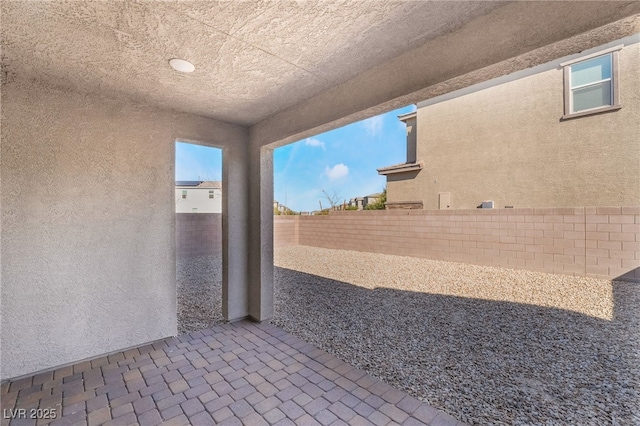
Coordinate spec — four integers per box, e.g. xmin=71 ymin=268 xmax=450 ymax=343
xmin=0 ymin=77 xmax=247 ymax=380
xmin=387 ymin=36 xmax=640 ymax=210
xmin=175 ymin=187 xmax=222 ymax=213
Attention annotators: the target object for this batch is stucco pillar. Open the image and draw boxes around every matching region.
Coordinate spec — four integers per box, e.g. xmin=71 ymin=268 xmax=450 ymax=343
xmin=247 ymin=145 xmax=274 ymax=321
xmin=221 ymin=143 xmax=250 ymax=321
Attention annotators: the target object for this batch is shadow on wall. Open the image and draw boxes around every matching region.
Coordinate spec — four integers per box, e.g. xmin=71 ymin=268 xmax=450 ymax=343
xmin=615 ymin=267 xmax=640 ymax=283
xmin=273 ymin=267 xmax=639 ymax=425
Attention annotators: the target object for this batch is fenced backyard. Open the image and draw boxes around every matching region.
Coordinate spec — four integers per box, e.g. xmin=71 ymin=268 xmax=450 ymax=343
xmin=176 ymin=208 xmax=640 ymax=424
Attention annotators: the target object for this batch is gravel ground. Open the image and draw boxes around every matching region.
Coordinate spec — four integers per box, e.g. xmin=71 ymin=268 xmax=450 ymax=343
xmin=176 ymin=255 xmax=224 ymax=335
xmin=177 ymin=246 xmax=639 ymax=425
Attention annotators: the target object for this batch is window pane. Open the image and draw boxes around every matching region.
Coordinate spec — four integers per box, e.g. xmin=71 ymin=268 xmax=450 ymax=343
xmin=572 ymin=81 xmax=611 ymax=112
xmin=571 ymin=54 xmax=611 ymax=87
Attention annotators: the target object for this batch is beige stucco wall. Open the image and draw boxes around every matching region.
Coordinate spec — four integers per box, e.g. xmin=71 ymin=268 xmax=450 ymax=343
xmin=0 ymin=77 xmax=247 ymax=380
xmin=388 ymin=39 xmax=640 ymax=210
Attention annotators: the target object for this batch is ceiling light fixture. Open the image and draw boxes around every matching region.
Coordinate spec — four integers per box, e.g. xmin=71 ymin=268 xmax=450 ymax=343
xmin=169 ymin=58 xmax=195 ymax=73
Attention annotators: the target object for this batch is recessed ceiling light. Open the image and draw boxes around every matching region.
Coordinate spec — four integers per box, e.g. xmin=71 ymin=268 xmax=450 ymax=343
xmin=169 ymin=58 xmax=195 ymax=73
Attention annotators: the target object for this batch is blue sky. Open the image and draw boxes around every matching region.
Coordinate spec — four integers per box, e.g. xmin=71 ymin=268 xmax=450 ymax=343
xmin=175 ymin=141 xmax=222 ymax=182
xmin=175 ymin=104 xmax=415 ymax=212
xmin=274 ymin=105 xmax=415 ymax=212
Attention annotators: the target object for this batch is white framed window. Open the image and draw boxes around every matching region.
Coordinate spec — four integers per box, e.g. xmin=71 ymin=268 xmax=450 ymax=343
xmin=182 ymin=190 xmax=187 ymax=199
xmin=562 ymin=46 xmax=622 ymax=119
xmin=209 ymin=190 xmax=214 ymax=199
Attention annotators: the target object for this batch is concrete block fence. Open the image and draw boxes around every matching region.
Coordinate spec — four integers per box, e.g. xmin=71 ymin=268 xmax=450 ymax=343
xmin=176 ymin=213 xmax=222 ymax=258
xmin=273 ymin=215 xmax=299 ymax=247
xmin=179 ymin=209 xmax=640 ymax=281
xmin=274 ymin=207 xmax=640 ymax=282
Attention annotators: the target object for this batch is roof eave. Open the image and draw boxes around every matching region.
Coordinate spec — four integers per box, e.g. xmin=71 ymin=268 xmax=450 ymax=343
xmin=377 ymin=161 xmax=424 ymax=176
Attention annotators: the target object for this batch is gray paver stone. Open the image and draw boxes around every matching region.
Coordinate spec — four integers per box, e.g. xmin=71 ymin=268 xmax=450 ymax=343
xmin=295 ymin=414 xmax=322 ymax=426
xmin=403 ymin=417 xmax=429 ymax=426
xmin=328 ymin=401 xmax=356 ymax=422
xmin=431 ymin=412 xmax=462 ymax=426
xmin=211 ymin=406 xmax=234 ymax=423
xmin=111 ymin=402 xmax=133 ymax=418
xmin=263 ymin=408 xmax=286 ymax=424
xmin=314 ymin=408 xmax=339 ymax=426
xmin=254 ymin=396 xmax=281 ymax=414
xmin=272 ymin=418 xmax=296 ymax=426
xmin=156 ymin=393 xmax=186 ymax=411
xmin=363 ymin=394 xmax=385 ymax=409
xmin=367 ymin=411 xmax=392 ymax=426
xmin=349 ymin=415 xmax=375 ymax=426
xmin=412 ymin=404 xmax=440 ymax=424
xmin=186 ymin=412 xmax=215 ymax=426
xmin=87 ymin=406 xmax=111 ymax=425
xmin=280 ymin=400 xmax=306 ymax=420
xmin=396 ymin=396 xmax=423 ymax=415
xmin=181 ymin=398 xmax=205 ymax=417
xmin=353 ymin=402 xmax=375 ymax=418
xmin=133 ymin=396 xmax=156 ymax=414
xmin=229 ymin=399 xmax=254 ymax=418
xmin=204 ymin=394 xmax=233 ymax=413
xmin=138 ymin=409 xmax=163 ymax=426
xmin=160 ymin=405 xmax=184 ymax=421
xmin=304 ymin=397 xmax=331 ymax=416
xmin=241 ymin=412 xmax=270 ymax=426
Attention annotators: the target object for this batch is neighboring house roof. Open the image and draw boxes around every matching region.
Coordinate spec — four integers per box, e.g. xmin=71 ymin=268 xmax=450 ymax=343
xmin=398 ymin=111 xmax=417 ymax=122
xmin=377 ymin=161 xmax=423 ymax=175
xmin=175 ymin=181 xmax=222 ymax=189
xmin=197 ymin=181 xmax=222 ymax=189
xmin=176 ymin=180 xmax=201 ymax=187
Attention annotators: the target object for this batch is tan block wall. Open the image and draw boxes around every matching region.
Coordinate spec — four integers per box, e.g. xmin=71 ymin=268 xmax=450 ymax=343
xmin=274 ymin=216 xmax=299 ymax=247
xmin=294 ymin=208 xmax=640 ymax=282
xmin=176 ymin=213 xmax=222 ymax=258
xmin=179 ymin=211 xmax=639 ymax=280
xmin=387 ymin=41 xmax=640 ymax=209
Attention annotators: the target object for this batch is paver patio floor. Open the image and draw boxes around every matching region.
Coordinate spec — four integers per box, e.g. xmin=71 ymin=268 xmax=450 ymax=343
xmin=1 ymin=321 xmax=464 ymax=426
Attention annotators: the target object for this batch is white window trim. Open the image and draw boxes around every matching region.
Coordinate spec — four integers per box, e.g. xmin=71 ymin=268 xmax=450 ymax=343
xmin=561 ymin=46 xmax=622 ymax=120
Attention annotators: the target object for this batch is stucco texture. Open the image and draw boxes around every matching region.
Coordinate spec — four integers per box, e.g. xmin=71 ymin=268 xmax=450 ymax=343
xmin=0 ymin=77 xmax=246 ymax=380
xmin=389 ymin=40 xmax=640 ymax=210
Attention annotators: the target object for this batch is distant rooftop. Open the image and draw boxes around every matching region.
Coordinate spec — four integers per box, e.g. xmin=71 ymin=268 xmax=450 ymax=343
xmin=176 ymin=181 xmax=222 ymax=189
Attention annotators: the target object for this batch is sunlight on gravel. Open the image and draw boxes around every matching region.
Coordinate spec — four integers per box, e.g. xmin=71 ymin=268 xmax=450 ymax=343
xmin=274 ymin=246 xmax=615 ymax=321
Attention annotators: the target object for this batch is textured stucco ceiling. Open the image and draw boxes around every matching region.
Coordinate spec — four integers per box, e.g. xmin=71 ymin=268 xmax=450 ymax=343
xmin=1 ymin=1 xmax=505 ymax=126
xmin=2 ymin=1 xmax=640 ymax=132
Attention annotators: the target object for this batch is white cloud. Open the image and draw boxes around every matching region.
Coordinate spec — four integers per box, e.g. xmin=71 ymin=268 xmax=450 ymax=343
xmin=305 ymin=137 xmax=325 ymax=150
xmin=362 ymin=115 xmax=384 ymax=136
xmin=325 ymin=163 xmax=349 ymax=181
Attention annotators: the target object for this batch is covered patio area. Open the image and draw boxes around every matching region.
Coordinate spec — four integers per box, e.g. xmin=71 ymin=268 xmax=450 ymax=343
xmin=2 ymin=1 xmax=640 ymax=424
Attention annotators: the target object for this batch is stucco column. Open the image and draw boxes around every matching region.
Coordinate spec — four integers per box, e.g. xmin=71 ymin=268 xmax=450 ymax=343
xmin=222 ymin=143 xmax=250 ymax=321
xmin=247 ymin=145 xmax=274 ymax=321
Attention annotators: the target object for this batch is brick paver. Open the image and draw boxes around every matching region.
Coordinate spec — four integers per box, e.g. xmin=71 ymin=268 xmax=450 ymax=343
xmin=0 ymin=321 xmax=465 ymax=425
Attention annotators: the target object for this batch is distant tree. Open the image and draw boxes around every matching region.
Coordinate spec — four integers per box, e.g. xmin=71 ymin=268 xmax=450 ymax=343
xmin=274 ymin=205 xmax=298 ymax=215
xmin=364 ymin=187 xmax=387 ymax=210
xmin=321 ymin=189 xmax=341 ymax=210
xmin=282 ymin=207 xmax=298 ymax=215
